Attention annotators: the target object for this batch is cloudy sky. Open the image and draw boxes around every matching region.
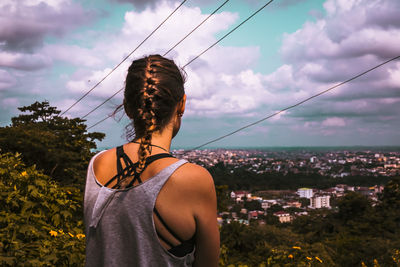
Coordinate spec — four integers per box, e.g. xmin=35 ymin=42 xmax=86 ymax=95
xmin=1 ymin=0 xmax=399 ymax=149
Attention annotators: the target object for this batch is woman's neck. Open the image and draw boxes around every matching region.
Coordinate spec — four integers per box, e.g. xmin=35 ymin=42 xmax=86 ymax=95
xmin=140 ymin=127 xmax=173 ymax=153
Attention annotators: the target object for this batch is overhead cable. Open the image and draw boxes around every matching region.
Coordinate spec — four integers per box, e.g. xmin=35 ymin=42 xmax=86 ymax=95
xmin=182 ymin=0 xmax=274 ymax=68
xmin=60 ymin=0 xmax=188 ymax=116
xmin=86 ymin=0 xmax=273 ymax=127
xmin=87 ymin=113 xmax=115 ymax=130
xmin=186 ymin=55 xmax=400 ymax=151
xmin=82 ymin=88 xmax=123 ymax=119
xmin=83 ymin=0 xmax=230 ymax=119
xmin=163 ymin=0 xmax=230 ymax=56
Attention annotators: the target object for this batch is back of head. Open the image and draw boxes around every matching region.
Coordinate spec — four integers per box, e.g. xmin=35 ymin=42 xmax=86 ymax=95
xmin=123 ymin=54 xmax=185 ymax=174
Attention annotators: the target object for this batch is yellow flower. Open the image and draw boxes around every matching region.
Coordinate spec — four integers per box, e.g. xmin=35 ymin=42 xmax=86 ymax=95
xmin=58 ymin=229 xmax=64 ymax=234
xmin=76 ymin=234 xmax=85 ymax=240
xmin=67 ymin=191 xmax=72 ymax=194
xmin=68 ymin=232 xmax=74 ymax=237
xmin=292 ymin=246 xmax=301 ymax=250
xmin=288 ymin=254 xmax=293 ymax=259
xmin=306 ymin=257 xmax=312 ymax=261
xmin=21 ymin=171 xmax=28 ymax=177
xmin=49 ymin=230 xmax=58 ymax=237
xmin=315 ymin=256 xmax=323 ymax=263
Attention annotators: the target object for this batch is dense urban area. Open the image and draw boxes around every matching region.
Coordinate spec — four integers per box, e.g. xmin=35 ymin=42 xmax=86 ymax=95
xmin=174 ymin=148 xmax=400 ymax=225
xmin=174 ymin=148 xmax=400 ymax=177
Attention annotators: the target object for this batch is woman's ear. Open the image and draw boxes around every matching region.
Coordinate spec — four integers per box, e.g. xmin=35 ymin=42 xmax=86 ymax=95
xmin=178 ymin=94 xmax=186 ymax=115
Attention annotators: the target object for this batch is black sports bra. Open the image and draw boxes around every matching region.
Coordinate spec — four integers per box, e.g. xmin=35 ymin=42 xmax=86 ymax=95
xmin=104 ymin=145 xmax=195 ymax=257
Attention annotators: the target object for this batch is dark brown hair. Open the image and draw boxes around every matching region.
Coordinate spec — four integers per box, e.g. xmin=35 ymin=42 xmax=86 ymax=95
xmin=123 ymin=54 xmax=185 ymax=174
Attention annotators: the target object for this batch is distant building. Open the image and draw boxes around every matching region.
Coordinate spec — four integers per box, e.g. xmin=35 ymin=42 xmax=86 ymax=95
xmin=309 ymin=195 xmax=330 ymax=209
xmin=231 ymin=191 xmax=252 ymax=203
xmin=297 ymin=188 xmax=313 ymax=199
xmin=286 ymin=201 xmax=302 ymax=208
xmin=261 ymin=199 xmax=277 ymax=210
xmin=249 ymin=196 xmax=263 ymax=202
xmin=310 ymin=156 xmax=317 ymax=163
xmin=273 ymin=211 xmax=292 ymax=223
xmin=248 ymin=210 xmax=264 ymax=220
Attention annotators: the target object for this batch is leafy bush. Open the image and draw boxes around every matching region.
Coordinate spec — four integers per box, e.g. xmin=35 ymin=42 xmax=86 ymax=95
xmin=0 ymin=101 xmax=104 ymax=187
xmin=0 ymin=153 xmax=85 ymax=266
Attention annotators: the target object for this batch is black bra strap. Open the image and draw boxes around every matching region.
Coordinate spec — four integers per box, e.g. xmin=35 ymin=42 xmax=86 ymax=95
xmin=153 ymin=207 xmax=184 ymax=243
xmin=116 ymin=146 xmax=133 ymax=173
xmin=143 ymin=153 xmax=174 ymax=165
xmin=156 ymin=231 xmax=175 ymax=248
xmin=104 ymin=147 xmax=174 ymax=188
xmin=125 ymin=153 xmax=174 ymax=187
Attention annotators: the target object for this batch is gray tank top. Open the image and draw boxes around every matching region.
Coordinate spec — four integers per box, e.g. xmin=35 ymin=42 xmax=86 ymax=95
xmin=84 ymin=150 xmax=195 ymax=267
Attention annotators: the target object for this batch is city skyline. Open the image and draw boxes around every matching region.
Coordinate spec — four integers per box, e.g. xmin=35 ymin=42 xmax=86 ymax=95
xmin=1 ymin=0 xmax=399 ymax=149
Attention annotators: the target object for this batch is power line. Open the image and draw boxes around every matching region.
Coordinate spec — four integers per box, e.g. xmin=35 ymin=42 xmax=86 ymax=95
xmin=86 ymin=0 xmax=273 ymax=128
xmin=82 ymin=87 xmax=123 ymax=119
xmin=163 ymin=0 xmax=230 ymax=56
xmin=187 ymin=55 xmax=400 ymax=151
xmin=60 ymin=0 xmax=188 ymax=116
xmin=182 ymin=0 xmax=274 ymax=68
xmin=87 ymin=112 xmax=116 ymax=130
xmin=83 ymin=0 xmax=230 ymax=119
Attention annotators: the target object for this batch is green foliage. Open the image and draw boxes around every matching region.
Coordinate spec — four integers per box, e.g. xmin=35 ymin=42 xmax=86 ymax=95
xmin=379 ymin=177 xmax=400 ymax=210
xmin=244 ymin=200 xmax=262 ymax=211
xmin=336 ymin=192 xmax=371 ymax=223
xmin=0 ymin=101 xmax=105 ymax=187
xmin=0 ymin=153 xmax=85 ymax=266
xmin=220 ymin=222 xmax=334 ymax=266
xmin=209 ymin=165 xmax=391 ymax=191
xmin=216 ymin=185 xmax=230 ymax=212
xmin=219 ymin=177 xmax=400 ymax=266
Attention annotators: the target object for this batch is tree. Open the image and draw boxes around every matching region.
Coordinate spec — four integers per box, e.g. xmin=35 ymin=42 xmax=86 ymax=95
xmin=215 ymin=185 xmax=230 ymax=212
xmin=0 ymin=152 xmax=85 ymax=266
xmin=374 ymin=177 xmax=400 ymax=233
xmin=299 ymin=197 xmax=310 ymax=207
xmin=337 ymin=191 xmax=371 ymax=223
xmin=267 ymin=204 xmax=284 ymax=214
xmin=244 ymin=200 xmax=262 ymax=211
xmin=379 ymin=177 xmax=400 ymax=210
xmin=0 ymin=101 xmax=105 ymax=187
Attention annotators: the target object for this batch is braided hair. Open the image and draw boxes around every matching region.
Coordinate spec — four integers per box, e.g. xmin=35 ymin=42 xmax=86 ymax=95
xmin=122 ymin=55 xmax=185 ymax=183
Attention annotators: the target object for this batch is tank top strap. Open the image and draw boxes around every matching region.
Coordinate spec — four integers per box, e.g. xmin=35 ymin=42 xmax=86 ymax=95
xmin=142 ymin=159 xmax=188 ymax=203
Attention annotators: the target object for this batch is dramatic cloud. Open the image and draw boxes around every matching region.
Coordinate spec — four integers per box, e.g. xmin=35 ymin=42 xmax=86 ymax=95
xmin=111 ymin=0 xmax=215 ymax=10
xmin=245 ymin=0 xmax=306 ymax=9
xmin=0 ymin=0 xmax=95 ymax=52
xmin=63 ymin=2 xmax=266 ymax=118
xmin=265 ymin=0 xmax=400 ymax=125
xmin=0 ymin=69 xmax=17 ymax=90
xmin=1 ymin=0 xmax=398 ymax=147
xmin=42 ymin=44 xmax=103 ymax=67
xmin=0 ymin=51 xmax=52 ymax=71
xmin=322 ymin=117 xmax=346 ymax=127
xmin=63 ymin=0 xmax=400 ymax=142
xmin=111 ymin=0 xmax=171 ymax=10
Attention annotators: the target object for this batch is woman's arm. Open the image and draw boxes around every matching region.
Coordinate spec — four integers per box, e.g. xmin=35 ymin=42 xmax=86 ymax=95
xmin=188 ymin=165 xmax=220 ymax=267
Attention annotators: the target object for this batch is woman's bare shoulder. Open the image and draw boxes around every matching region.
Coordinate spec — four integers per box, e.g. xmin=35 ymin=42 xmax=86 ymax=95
xmin=172 ymin=162 xmax=215 ymax=195
xmin=177 ymin=162 xmax=212 ymax=179
xmin=92 ymin=148 xmax=116 ymax=182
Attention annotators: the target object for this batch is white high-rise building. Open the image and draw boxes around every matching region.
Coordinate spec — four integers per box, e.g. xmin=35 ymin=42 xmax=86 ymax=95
xmin=309 ymin=195 xmax=331 ymax=209
xmin=297 ymin=188 xmax=313 ymax=199
xmin=310 ymin=156 xmax=317 ymax=163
